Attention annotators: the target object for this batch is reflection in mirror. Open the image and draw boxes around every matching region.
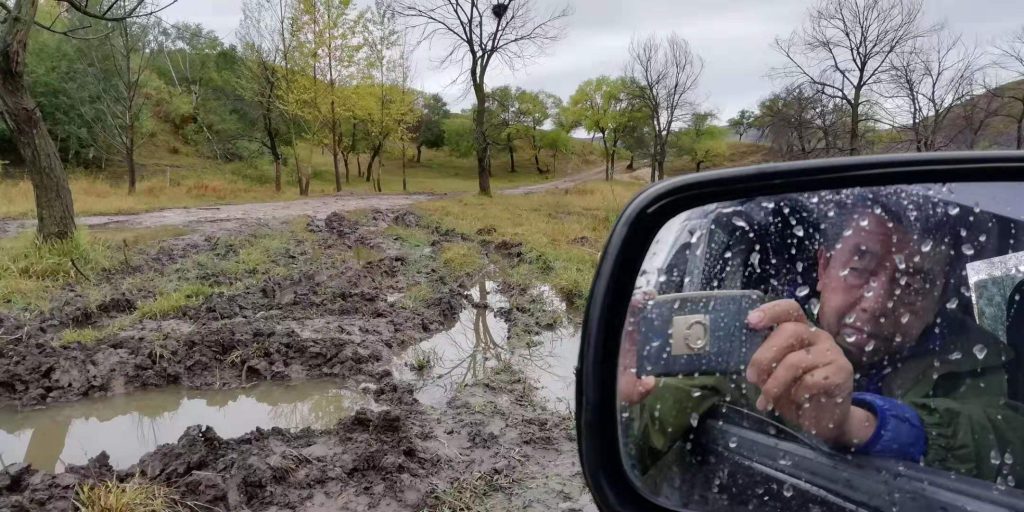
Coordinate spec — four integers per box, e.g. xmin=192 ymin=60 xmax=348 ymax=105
xmin=618 ymin=184 xmax=1024 ymax=510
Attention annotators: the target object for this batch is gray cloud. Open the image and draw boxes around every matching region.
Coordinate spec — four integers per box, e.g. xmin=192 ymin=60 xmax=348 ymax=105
xmin=165 ymin=0 xmax=1024 ymax=119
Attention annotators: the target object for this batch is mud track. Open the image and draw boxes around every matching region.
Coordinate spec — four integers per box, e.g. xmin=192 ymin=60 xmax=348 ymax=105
xmin=0 ymin=209 xmax=595 ymax=511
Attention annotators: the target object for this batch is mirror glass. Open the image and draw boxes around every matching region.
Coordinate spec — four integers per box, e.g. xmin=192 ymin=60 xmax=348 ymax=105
xmin=618 ymin=183 xmax=1024 ymax=510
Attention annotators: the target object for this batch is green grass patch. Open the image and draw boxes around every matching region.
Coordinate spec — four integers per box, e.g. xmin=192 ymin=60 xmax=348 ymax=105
xmin=352 ymin=245 xmax=383 ymax=267
xmin=135 ymin=283 xmax=215 ymax=320
xmin=439 ymin=243 xmax=486 ymax=282
xmin=401 ymin=283 xmax=435 ymax=309
xmin=419 ymin=181 xmax=642 ymax=309
xmin=385 ymin=225 xmax=432 ymax=248
xmin=0 ymin=231 xmax=114 ymax=310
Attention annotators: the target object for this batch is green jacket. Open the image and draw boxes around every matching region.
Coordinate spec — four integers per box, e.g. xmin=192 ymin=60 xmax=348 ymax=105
xmin=628 ymin=314 xmax=1024 ymax=488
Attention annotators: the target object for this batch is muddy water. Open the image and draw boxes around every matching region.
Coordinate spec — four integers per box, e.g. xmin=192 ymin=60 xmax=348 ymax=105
xmin=395 ymin=280 xmax=580 ymax=410
xmin=0 ymin=380 xmax=373 ymax=473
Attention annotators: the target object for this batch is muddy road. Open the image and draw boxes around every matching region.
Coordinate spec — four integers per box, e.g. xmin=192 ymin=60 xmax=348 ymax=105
xmin=0 ymin=209 xmax=595 ymax=511
xmin=0 ymin=166 xmax=606 ymax=239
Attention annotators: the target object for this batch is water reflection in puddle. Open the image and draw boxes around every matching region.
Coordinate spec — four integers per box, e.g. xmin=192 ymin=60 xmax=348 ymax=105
xmin=0 ymin=380 xmax=372 ymax=473
xmin=396 ymin=280 xmax=580 ymax=410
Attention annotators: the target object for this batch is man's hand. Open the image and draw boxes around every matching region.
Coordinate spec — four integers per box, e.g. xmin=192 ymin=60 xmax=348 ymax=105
xmin=745 ymin=299 xmax=877 ymax=448
xmin=619 ymin=290 xmax=657 ymax=405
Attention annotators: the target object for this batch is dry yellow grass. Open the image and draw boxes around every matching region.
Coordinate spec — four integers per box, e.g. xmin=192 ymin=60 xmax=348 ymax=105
xmin=0 ymin=146 xmax=603 ymax=220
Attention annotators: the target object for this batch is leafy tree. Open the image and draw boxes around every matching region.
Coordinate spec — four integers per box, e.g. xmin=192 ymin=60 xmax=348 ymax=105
xmin=488 ymin=85 xmax=528 ymax=172
xmin=410 ymin=93 xmax=448 ymax=162
xmin=540 ymin=128 xmax=572 ymax=175
xmin=672 ymin=111 xmax=729 ymax=172
xmin=443 ymin=116 xmax=475 ymax=158
xmin=518 ymin=90 xmax=561 ymax=173
xmin=567 ymin=75 xmax=629 ymax=180
xmin=727 ymin=109 xmax=757 ymax=142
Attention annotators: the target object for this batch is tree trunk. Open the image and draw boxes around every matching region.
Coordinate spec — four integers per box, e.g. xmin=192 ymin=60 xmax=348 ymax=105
xmin=473 ymin=82 xmax=491 ymax=195
xmin=0 ymin=0 xmax=75 ymax=241
xmin=273 ymin=159 xmax=282 ymax=193
xmin=402 ymin=143 xmax=408 ymax=192
xmin=601 ymin=129 xmax=610 ymax=180
xmin=610 ymin=148 xmax=616 ymax=181
xmin=357 ymin=154 xmax=363 ymax=178
xmin=506 ymin=133 xmax=516 ymax=173
xmin=342 ymin=153 xmax=350 ymax=184
xmin=627 ymin=154 xmax=635 ymax=170
xmin=416 ymin=143 xmax=423 ymax=163
xmin=366 ymin=146 xmax=379 ymax=183
xmin=126 ymin=132 xmax=137 ymax=194
xmin=1017 ymin=116 xmax=1023 ymax=150
xmin=849 ymin=93 xmax=861 ymax=156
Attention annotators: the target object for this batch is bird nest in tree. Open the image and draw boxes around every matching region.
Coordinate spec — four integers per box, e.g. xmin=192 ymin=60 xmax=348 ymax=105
xmin=491 ymin=2 xmax=509 ymax=19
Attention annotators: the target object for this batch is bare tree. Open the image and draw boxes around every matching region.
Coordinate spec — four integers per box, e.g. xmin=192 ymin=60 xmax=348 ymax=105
xmin=0 ymin=0 xmax=175 ymax=240
xmin=774 ymin=0 xmax=927 ymax=156
xmin=238 ymin=0 xmax=288 ymax=192
xmin=952 ymin=76 xmax=1000 ymax=150
xmin=86 ymin=9 xmax=156 ymax=194
xmin=884 ymin=28 xmax=982 ymax=152
xmin=395 ymin=0 xmax=571 ymax=195
xmin=626 ymin=32 xmax=704 ymax=182
xmin=991 ymin=27 xmax=1024 ymax=150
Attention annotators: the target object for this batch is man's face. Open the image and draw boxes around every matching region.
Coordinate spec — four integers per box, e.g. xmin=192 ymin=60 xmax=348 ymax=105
xmin=815 ymin=212 xmax=948 ymax=367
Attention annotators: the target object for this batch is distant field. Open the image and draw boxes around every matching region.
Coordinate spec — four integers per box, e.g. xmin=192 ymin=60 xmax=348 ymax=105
xmin=0 ymin=144 xmax=603 ymax=219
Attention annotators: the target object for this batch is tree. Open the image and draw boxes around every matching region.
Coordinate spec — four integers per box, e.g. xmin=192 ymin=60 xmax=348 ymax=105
xmin=443 ymin=116 xmax=475 ymax=157
xmin=0 ymin=0 xmax=175 ymax=241
xmin=540 ymin=128 xmax=571 ymax=175
xmin=774 ymin=0 xmax=927 ymax=156
xmin=626 ymin=33 xmax=704 ymax=182
xmin=567 ymin=75 xmax=629 ymax=180
xmin=671 ymin=111 xmax=728 ymax=172
xmin=85 ymin=8 xmax=157 ymax=194
xmin=755 ymin=84 xmax=845 ymax=159
xmin=884 ymin=28 xmax=981 ymax=152
xmin=292 ymin=0 xmax=361 ymax=192
xmin=238 ymin=0 xmax=290 ymax=192
xmin=727 ymin=109 xmax=756 ymax=142
xmin=410 ymin=92 xmax=448 ymax=162
xmin=518 ymin=89 xmax=560 ymax=174
xmin=991 ymin=27 xmax=1024 ymax=150
xmin=396 ymin=0 xmax=571 ymax=195
xmin=488 ymin=85 xmax=527 ymax=172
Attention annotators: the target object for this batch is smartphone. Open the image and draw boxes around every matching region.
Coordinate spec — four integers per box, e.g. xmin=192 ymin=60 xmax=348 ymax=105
xmin=635 ymin=290 xmax=767 ymax=378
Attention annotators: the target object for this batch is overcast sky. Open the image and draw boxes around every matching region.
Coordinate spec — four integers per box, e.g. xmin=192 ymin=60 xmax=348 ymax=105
xmin=163 ymin=0 xmax=1024 ymax=120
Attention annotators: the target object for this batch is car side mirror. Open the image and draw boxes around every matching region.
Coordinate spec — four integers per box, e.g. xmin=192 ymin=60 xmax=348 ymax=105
xmin=577 ymin=152 xmax=1024 ymax=511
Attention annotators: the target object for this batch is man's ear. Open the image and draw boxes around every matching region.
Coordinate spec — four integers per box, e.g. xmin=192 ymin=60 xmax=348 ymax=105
xmin=816 ymin=247 xmax=829 ymax=292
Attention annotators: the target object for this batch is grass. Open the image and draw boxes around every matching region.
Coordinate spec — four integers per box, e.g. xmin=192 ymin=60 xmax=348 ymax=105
xmin=426 ymin=471 xmax=515 ymax=512
xmin=0 ymin=144 xmax=603 ymax=220
xmin=418 ymin=180 xmax=642 ymax=308
xmin=438 ymin=242 xmax=487 ymax=283
xmin=74 ymin=477 xmax=192 ymax=512
xmin=402 ymin=283 xmax=435 ymax=309
xmin=135 ymin=283 xmax=216 ymax=320
xmin=409 ymin=346 xmax=436 ymax=372
xmin=0 ymin=230 xmax=115 ymax=310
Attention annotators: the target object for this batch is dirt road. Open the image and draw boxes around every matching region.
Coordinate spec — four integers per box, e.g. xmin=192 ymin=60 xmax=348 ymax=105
xmin=0 ymin=167 xmax=606 ymax=238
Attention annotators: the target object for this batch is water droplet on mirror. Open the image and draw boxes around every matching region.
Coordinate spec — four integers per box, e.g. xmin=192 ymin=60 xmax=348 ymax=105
xmin=859 ymin=217 xmax=869 ymax=227
xmin=793 ymin=225 xmax=805 ymax=237
xmin=795 ymin=285 xmax=810 ymax=298
xmin=732 ymin=216 xmax=749 ymax=229
xmin=843 ymin=332 xmax=856 ymax=342
xmin=947 ymin=204 xmax=960 ymax=215
xmin=690 ymin=413 xmax=699 ymax=427
xmin=1006 ymin=451 xmax=1014 ymax=465
xmin=980 ymin=233 xmax=987 ymax=242
xmin=724 ymin=250 xmax=732 ymax=258
xmin=901 ymin=313 xmax=910 ymax=324
xmin=1009 ymin=476 xmax=1017 ymax=487
xmin=691 ymin=389 xmax=703 ymax=397
xmin=728 ymin=437 xmax=738 ymax=448
xmin=864 ymin=289 xmax=874 ymax=297
xmin=974 ymin=344 xmax=988 ymax=360
xmin=949 ymin=351 xmax=962 ymax=360
xmin=921 ymin=240 xmax=933 ymax=252
xmin=993 ymin=449 xmax=1003 ymax=465
xmin=865 ymin=340 xmax=876 ymax=352
xmin=962 ymin=244 xmax=975 ymax=256
xmin=845 ymin=313 xmax=856 ymax=324
xmin=782 ymin=483 xmax=794 ymax=497
xmin=894 ymin=254 xmax=906 ymax=269
xmin=809 ymin=298 xmax=820 ymax=315
xmin=946 ymin=297 xmax=959 ymax=309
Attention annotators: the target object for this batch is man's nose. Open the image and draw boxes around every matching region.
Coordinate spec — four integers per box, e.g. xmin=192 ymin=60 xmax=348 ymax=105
xmin=856 ymin=275 xmax=895 ymax=319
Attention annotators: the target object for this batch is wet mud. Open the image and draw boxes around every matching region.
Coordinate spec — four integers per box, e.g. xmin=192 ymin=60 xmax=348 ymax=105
xmin=0 ymin=209 xmax=594 ymax=511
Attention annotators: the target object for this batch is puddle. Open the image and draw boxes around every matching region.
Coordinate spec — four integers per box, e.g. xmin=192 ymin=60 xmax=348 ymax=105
xmin=0 ymin=380 xmax=373 ymax=473
xmin=396 ymin=280 xmax=580 ymax=411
